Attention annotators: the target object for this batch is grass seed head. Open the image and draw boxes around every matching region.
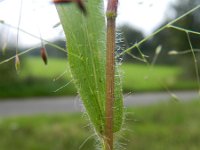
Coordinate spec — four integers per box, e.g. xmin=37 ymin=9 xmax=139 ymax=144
xmin=15 ymin=54 xmax=20 ymax=72
xmin=40 ymin=47 xmax=48 ymax=65
xmin=168 ymin=50 xmax=178 ymax=55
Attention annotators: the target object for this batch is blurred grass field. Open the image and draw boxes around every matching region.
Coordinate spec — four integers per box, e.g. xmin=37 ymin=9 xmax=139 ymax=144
xmin=0 ymin=57 xmax=197 ymax=98
xmin=0 ymin=100 xmax=199 ymax=150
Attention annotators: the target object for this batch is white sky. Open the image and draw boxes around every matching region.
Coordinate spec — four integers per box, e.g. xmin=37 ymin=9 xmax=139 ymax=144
xmin=0 ymin=0 xmax=176 ymax=47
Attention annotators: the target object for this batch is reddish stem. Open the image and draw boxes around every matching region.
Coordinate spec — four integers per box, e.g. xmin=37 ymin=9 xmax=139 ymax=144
xmin=104 ymin=0 xmax=118 ymax=150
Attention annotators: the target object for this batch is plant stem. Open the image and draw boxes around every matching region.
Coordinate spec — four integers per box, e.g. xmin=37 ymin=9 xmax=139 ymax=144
xmin=105 ymin=0 xmax=118 ymax=150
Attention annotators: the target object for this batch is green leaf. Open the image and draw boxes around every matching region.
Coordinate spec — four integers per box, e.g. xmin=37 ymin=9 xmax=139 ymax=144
xmin=55 ymin=0 xmax=123 ymax=134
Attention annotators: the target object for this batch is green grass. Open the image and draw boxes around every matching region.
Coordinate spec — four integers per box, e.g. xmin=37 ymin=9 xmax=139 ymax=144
xmin=0 ymin=114 xmax=94 ymax=150
xmin=22 ymin=57 xmax=197 ymax=91
xmin=124 ymin=99 xmax=200 ymax=150
xmin=0 ymin=57 xmax=197 ymax=98
xmin=0 ymin=57 xmax=76 ymax=99
xmin=122 ymin=63 xmax=198 ymax=92
xmin=122 ymin=63 xmax=181 ymax=91
xmin=23 ymin=57 xmax=197 ymax=91
xmin=0 ymin=100 xmax=200 ymax=150
xmin=20 ymin=57 xmax=70 ymax=79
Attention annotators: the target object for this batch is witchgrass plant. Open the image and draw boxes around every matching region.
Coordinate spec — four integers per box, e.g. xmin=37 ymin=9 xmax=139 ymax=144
xmin=53 ymin=2 xmax=200 ymax=149
xmin=55 ymin=0 xmax=123 ymax=149
xmin=1 ymin=1 xmax=200 ymax=150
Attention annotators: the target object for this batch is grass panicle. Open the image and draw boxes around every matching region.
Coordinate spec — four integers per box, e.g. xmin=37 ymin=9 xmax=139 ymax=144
xmin=15 ymin=54 xmax=20 ymax=72
xmin=40 ymin=47 xmax=48 ymax=65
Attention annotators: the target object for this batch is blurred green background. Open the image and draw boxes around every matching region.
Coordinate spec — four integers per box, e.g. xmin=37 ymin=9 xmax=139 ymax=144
xmin=1 ymin=56 xmax=198 ymax=99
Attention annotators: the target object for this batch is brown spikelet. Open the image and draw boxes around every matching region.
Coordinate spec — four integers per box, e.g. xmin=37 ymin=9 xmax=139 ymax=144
xmin=53 ymin=0 xmax=87 ymax=15
xmin=40 ymin=47 xmax=48 ymax=65
xmin=15 ymin=54 xmax=20 ymax=72
xmin=76 ymin=0 xmax=87 ymax=15
xmin=53 ymin=0 xmax=72 ymax=3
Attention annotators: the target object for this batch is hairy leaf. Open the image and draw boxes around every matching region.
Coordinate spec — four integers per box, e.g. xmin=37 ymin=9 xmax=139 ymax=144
xmin=55 ymin=0 xmax=123 ymax=134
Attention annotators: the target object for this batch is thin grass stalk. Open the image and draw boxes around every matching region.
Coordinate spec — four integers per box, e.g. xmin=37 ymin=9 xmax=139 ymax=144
xmin=104 ymin=0 xmax=118 ymax=149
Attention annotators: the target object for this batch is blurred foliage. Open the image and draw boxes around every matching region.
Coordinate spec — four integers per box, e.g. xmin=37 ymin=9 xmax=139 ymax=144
xmin=118 ymin=25 xmax=144 ymax=48
xmin=0 ymin=50 xmax=20 ymax=84
xmin=117 ymin=25 xmax=152 ymax=63
xmin=170 ymin=0 xmax=200 ymax=79
xmin=117 ymin=25 xmax=148 ymax=63
xmin=0 ymin=56 xmax=76 ymax=98
xmin=27 ymin=40 xmax=67 ymax=58
xmin=1 ymin=57 xmax=196 ymax=98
